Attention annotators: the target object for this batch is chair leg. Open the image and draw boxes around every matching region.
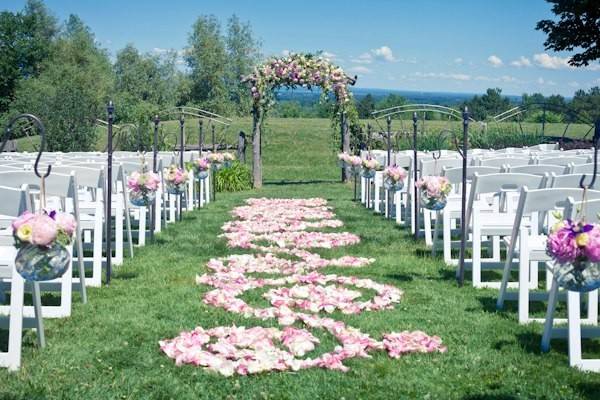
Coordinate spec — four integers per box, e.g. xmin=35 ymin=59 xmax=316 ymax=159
xmin=541 ymin=278 xmax=559 ymax=352
xmin=31 ymin=282 xmax=45 ymax=349
xmin=432 ymin=211 xmax=441 ymax=257
xmin=472 ymin=224 xmax=481 ymax=287
xmin=568 ymin=291 xmax=583 ymax=368
xmin=518 ymin=245 xmax=531 ymax=324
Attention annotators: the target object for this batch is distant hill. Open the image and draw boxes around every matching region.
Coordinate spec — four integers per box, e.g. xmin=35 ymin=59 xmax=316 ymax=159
xmin=275 ymin=87 xmax=522 ymax=106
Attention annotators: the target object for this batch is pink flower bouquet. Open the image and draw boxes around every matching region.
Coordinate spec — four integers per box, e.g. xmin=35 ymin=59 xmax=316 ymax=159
xmin=416 ymin=176 xmax=452 ymax=210
xmin=222 ymin=152 xmax=236 ymax=168
xmin=208 ymin=153 xmax=225 ymax=169
xmin=194 ymin=157 xmax=211 ymax=180
xmin=547 ymin=219 xmax=600 ymax=292
xmin=127 ymin=170 xmax=161 ymax=207
xmin=383 ymin=166 xmax=408 ymax=192
xmin=12 ymin=210 xmax=76 ymax=281
xmin=361 ymin=158 xmax=380 ymax=179
xmin=163 ymin=164 xmax=189 ymax=194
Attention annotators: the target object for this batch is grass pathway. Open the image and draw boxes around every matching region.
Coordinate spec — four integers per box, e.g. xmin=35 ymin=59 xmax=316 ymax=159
xmin=1 ymin=181 xmax=600 ymax=399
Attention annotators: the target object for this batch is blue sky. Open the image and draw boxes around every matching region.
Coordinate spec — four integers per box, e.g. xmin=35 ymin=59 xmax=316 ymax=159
xmin=4 ymin=0 xmax=600 ymax=96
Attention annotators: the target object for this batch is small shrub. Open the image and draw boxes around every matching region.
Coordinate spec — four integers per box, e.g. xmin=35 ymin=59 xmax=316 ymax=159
xmin=215 ymin=161 xmax=252 ymax=192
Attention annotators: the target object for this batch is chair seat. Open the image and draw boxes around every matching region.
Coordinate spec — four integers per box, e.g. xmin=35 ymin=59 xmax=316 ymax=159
xmin=503 ymin=234 xmax=550 ymax=260
xmin=470 ymin=213 xmax=515 ymax=235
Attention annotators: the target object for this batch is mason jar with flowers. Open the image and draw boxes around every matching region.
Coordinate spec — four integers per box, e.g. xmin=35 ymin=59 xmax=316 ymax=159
xmin=416 ymin=176 xmax=452 ymax=210
xmin=163 ymin=164 xmax=189 ymax=195
xmin=194 ymin=158 xmax=211 ymax=180
xmin=222 ymin=152 xmax=236 ymax=168
xmin=361 ymin=158 xmax=380 ymax=179
xmin=11 ymin=210 xmax=76 ymax=281
xmin=127 ymin=170 xmax=161 ymax=207
xmin=208 ymin=153 xmax=225 ymax=170
xmin=383 ymin=165 xmax=408 ymax=192
xmin=547 ymin=218 xmax=600 ymax=292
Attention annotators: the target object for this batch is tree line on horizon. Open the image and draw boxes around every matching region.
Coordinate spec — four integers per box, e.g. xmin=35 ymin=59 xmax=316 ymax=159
xmin=1 ymin=0 xmax=599 ymax=152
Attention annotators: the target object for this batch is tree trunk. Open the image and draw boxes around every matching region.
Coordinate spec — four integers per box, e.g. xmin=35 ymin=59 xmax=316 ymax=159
xmin=252 ymin=107 xmax=262 ymax=188
xmin=341 ymin=112 xmax=350 ymax=182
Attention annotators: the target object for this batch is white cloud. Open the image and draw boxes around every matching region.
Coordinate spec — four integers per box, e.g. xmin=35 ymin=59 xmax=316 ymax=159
xmin=537 ymin=77 xmax=548 ymax=85
xmin=352 ymin=46 xmax=396 ymax=64
xmin=321 ymin=51 xmax=336 ymax=60
xmin=351 ymin=52 xmax=373 ymax=64
xmin=510 ymin=56 xmax=531 ymax=67
xmin=349 ymin=66 xmax=372 ymax=75
xmin=372 ymin=45 xmax=395 ymax=62
xmin=454 ymin=57 xmax=463 ymax=64
xmin=487 ymin=55 xmax=503 ymax=67
xmin=281 ymin=49 xmax=290 ymax=56
xmin=152 ymin=47 xmax=169 ymax=55
xmin=413 ymin=72 xmax=471 ymax=81
xmin=533 ymin=53 xmax=572 ymax=69
xmin=500 ymin=75 xmax=517 ymax=82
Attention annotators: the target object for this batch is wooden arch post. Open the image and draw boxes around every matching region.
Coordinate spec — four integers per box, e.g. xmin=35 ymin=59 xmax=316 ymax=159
xmin=252 ymin=106 xmax=262 ymax=188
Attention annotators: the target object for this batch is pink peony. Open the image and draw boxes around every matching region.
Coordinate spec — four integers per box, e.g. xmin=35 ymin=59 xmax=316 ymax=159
xmin=30 ymin=214 xmax=58 ymax=246
xmin=583 ymin=226 xmax=600 ymax=262
xmin=547 ymin=227 xmax=580 ymax=263
xmin=55 ymin=213 xmax=77 ymax=236
xmin=11 ymin=211 xmax=35 ymax=230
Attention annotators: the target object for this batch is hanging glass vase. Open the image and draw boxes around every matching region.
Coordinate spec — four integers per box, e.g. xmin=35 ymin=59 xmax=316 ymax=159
xmin=15 ymin=243 xmax=70 ymax=281
xmin=419 ymin=189 xmax=448 ymax=210
xmin=129 ymin=190 xmax=155 ymax=207
xmin=554 ymin=261 xmax=600 ymax=293
xmin=196 ymin=169 xmax=209 ymax=180
xmin=384 ymin=178 xmax=404 ymax=192
xmin=362 ymin=168 xmax=376 ymax=179
xmin=166 ymin=181 xmax=186 ymax=195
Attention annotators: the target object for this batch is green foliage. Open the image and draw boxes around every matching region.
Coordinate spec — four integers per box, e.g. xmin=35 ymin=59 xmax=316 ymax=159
xmin=356 ymin=94 xmax=375 ymax=118
xmin=375 ymin=93 xmax=406 ymax=113
xmin=0 ymin=0 xmax=58 ymax=113
xmin=113 ymin=44 xmax=179 ymax=112
xmin=214 ymin=161 xmax=252 ymax=192
xmin=9 ymin=14 xmax=112 ymax=151
xmin=536 ymin=0 xmax=600 ymax=67
xmin=225 ymin=15 xmax=261 ymax=116
xmin=275 ymin=101 xmax=303 ymax=118
xmin=570 ymin=87 xmax=600 ymax=122
xmin=462 ymin=88 xmax=511 ymax=120
xmin=186 ymin=15 xmax=230 ymax=114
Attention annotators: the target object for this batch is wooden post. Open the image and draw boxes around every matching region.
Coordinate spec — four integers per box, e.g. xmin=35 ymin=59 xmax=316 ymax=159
xmin=252 ymin=106 xmax=262 ymax=188
xmin=238 ymin=131 xmax=246 ymax=163
xmin=341 ymin=111 xmax=350 ymax=182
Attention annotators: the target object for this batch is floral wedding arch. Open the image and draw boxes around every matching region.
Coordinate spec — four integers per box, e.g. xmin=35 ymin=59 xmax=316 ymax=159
xmin=243 ymin=53 xmax=356 ymax=188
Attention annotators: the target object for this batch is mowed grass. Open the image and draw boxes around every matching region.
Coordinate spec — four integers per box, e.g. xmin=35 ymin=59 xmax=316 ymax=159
xmin=2 ymin=119 xmax=600 ymax=399
xmin=12 ymin=116 xmax=595 ymax=153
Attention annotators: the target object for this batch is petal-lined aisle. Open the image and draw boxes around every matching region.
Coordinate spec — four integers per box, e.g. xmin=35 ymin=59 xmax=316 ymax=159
xmin=160 ymin=198 xmax=446 ymax=376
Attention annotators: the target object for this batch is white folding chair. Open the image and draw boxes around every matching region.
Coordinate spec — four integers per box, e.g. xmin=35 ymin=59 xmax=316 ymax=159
xmin=433 ymin=166 xmax=501 ymax=265
xmin=466 ymin=173 xmax=545 ymax=288
xmin=541 ymin=197 xmax=600 ymax=372
xmin=0 ymin=185 xmax=45 ymax=370
xmin=0 ymin=171 xmax=83 ymax=317
xmin=496 ymin=187 xmax=600 ymax=323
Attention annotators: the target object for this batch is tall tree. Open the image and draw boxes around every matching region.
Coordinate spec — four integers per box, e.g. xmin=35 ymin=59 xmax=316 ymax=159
xmin=356 ymin=94 xmax=375 ymax=119
xmin=186 ymin=15 xmax=229 ymax=114
xmin=225 ymin=14 xmax=261 ymax=115
xmin=0 ymin=0 xmax=57 ymax=112
xmin=11 ymin=14 xmax=113 ymax=151
xmin=536 ymin=0 xmax=600 ymax=67
xmin=463 ymin=88 xmax=511 ymax=120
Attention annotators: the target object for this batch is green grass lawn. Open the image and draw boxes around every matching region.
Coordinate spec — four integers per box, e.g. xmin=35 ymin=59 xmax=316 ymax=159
xmin=12 ymin=116 xmax=595 ymax=153
xmin=2 ymin=118 xmax=600 ymax=399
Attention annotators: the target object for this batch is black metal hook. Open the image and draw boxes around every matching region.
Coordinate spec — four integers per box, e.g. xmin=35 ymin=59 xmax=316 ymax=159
xmin=1 ymin=113 xmax=50 ymax=178
xmin=579 ymin=119 xmax=600 ymax=189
